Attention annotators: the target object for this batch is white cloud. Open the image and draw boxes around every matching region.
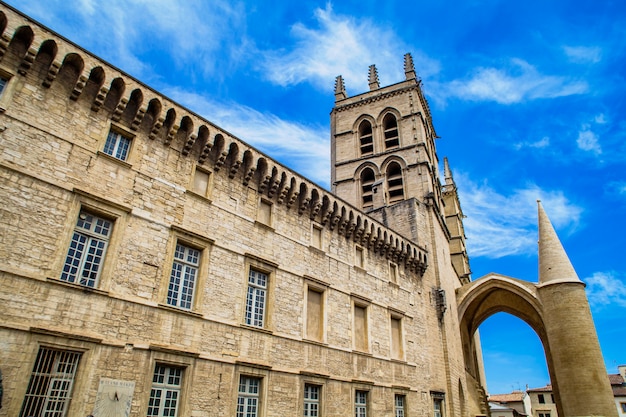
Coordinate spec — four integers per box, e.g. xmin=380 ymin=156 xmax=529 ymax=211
xmin=585 ymin=271 xmax=626 ymax=308
xmin=258 ymin=5 xmax=440 ymax=92
xmin=563 ymin=45 xmax=602 ymax=64
xmin=454 ymin=174 xmax=583 ymax=258
xmin=576 ymin=125 xmax=602 ymax=155
xmin=514 ymin=136 xmax=550 ymax=150
xmin=164 ymin=87 xmax=330 ymax=187
xmin=436 ymin=59 xmax=588 ymax=104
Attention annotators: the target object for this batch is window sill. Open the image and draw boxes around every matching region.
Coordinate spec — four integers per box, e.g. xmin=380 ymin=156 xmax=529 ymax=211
xmin=157 ymin=303 xmax=203 ymax=317
xmin=185 ymin=189 xmax=213 ymax=204
xmin=240 ymin=324 xmax=273 ymax=335
xmin=254 ymin=220 xmax=274 ymax=231
xmin=302 ymin=338 xmax=328 ymax=347
xmin=46 ymin=277 xmax=110 ymax=296
xmin=308 ymin=246 xmax=325 ymax=255
xmin=97 ymin=150 xmax=132 ymax=168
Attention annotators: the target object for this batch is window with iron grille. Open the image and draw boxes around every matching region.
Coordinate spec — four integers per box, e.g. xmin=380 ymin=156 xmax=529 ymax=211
xmin=19 ymin=347 xmax=82 ymax=417
xmin=61 ymin=210 xmax=112 ymax=287
xmin=167 ymin=243 xmax=200 ymax=310
xmin=147 ymin=365 xmax=183 ymax=417
xmin=355 ymin=390 xmax=367 ymax=417
xmin=304 ymin=384 xmax=320 ymax=417
xmin=237 ymin=376 xmax=261 ymax=417
xmin=103 ymin=130 xmax=131 ymax=161
xmin=395 ymin=394 xmax=406 ymax=417
xmin=245 ymin=268 xmax=268 ymax=327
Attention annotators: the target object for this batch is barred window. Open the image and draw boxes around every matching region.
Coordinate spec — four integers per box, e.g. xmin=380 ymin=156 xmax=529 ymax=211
xmin=245 ymin=268 xmax=268 ymax=327
xmin=167 ymin=243 xmax=200 ymax=310
xmin=20 ymin=347 xmax=82 ymax=417
xmin=147 ymin=365 xmax=183 ymax=417
xmin=304 ymin=384 xmax=320 ymax=417
xmin=103 ymin=130 xmax=131 ymax=161
xmin=237 ymin=376 xmax=261 ymax=417
xmin=61 ymin=210 xmax=112 ymax=287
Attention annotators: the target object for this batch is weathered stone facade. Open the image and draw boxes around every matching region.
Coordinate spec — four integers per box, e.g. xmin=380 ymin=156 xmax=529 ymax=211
xmin=4 ymin=2 xmax=613 ymax=417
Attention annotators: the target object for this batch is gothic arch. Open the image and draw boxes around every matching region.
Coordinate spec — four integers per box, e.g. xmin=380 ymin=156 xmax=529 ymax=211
xmin=353 ymin=114 xmax=376 ymax=156
xmin=377 ymin=107 xmax=402 ymax=150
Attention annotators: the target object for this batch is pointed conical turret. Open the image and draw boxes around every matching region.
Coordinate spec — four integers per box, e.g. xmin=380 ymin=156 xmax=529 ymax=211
xmin=368 ymin=64 xmax=380 ymax=91
xmin=443 ymin=157 xmax=454 ymax=187
xmin=537 ymin=200 xmax=580 ymax=285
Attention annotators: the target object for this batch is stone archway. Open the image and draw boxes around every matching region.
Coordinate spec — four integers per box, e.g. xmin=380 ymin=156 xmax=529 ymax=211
xmin=457 ymin=273 xmax=616 ymax=417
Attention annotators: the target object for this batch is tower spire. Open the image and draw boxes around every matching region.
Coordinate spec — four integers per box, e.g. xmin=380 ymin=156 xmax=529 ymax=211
xmin=404 ymin=53 xmax=416 ymax=81
xmin=334 ymin=75 xmax=347 ymax=101
xmin=443 ymin=157 xmax=454 ymax=186
xmin=368 ymin=64 xmax=380 ymax=91
xmin=537 ymin=200 xmax=580 ymax=285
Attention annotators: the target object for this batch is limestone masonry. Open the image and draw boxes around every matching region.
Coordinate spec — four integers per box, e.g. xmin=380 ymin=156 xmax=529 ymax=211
xmin=0 ymin=2 xmax=616 ymax=417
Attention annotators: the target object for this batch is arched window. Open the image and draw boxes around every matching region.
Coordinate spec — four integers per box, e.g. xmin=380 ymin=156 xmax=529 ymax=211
xmin=383 ymin=113 xmax=399 ymax=149
xmin=361 ymin=168 xmax=375 ymax=210
xmin=386 ymin=162 xmax=404 ymax=202
xmin=358 ymin=120 xmax=373 ymax=155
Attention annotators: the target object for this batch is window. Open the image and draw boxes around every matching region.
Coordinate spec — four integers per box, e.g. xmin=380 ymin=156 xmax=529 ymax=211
xmin=355 ymin=390 xmax=368 ymax=417
xmin=550 ymin=394 xmax=554 ymax=403
xmin=389 ymin=263 xmax=398 ymax=283
xmin=20 ymin=347 xmax=82 ymax=417
xmin=304 ymin=384 xmax=320 ymax=417
xmin=237 ymin=376 xmax=261 ymax=417
xmin=167 ymin=243 xmax=200 ymax=310
xmin=358 ymin=121 xmax=373 ymax=155
xmin=354 ymin=304 xmax=368 ymax=352
xmin=390 ymin=316 xmax=403 ymax=360
xmin=360 ymin=168 xmax=375 ymax=210
xmin=245 ymin=268 xmax=268 ymax=327
xmin=191 ymin=168 xmax=210 ymax=197
xmin=433 ymin=398 xmax=443 ymax=417
xmin=538 ymin=394 xmax=545 ymax=404
xmin=383 ymin=114 xmax=399 ymax=149
xmin=395 ymin=394 xmax=406 ymax=417
xmin=61 ymin=210 xmax=112 ymax=287
xmin=147 ymin=365 xmax=183 ymax=417
xmin=311 ymin=225 xmax=323 ymax=249
xmin=620 ymin=403 xmax=626 ymax=413
xmin=0 ymin=76 xmax=7 ymax=95
xmin=306 ymin=288 xmax=324 ymax=341
xmin=103 ymin=130 xmax=131 ymax=161
xmin=538 ymin=413 xmax=550 ymax=417
xmin=386 ymin=163 xmax=404 ymax=203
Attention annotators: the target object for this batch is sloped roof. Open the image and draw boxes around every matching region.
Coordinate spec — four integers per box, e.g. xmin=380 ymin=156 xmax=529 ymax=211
xmin=489 ymin=391 xmax=525 ymax=403
xmin=609 ymin=373 xmax=625 ymax=385
xmin=527 ymin=384 xmax=552 ymax=392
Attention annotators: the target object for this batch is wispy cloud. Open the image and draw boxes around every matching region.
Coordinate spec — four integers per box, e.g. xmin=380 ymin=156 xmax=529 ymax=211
xmin=585 ymin=271 xmax=626 ymax=308
xmin=576 ymin=125 xmax=602 ymax=155
xmin=563 ymin=45 xmax=602 ymax=64
xmin=164 ymin=87 xmax=330 ymax=187
xmin=454 ymin=173 xmax=583 ymax=258
xmin=514 ymin=136 xmax=550 ymax=150
xmin=258 ymin=4 xmax=440 ymax=92
xmin=435 ymin=59 xmax=588 ymax=104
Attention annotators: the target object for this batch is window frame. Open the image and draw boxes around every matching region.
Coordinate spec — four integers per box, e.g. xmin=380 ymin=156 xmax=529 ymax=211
xmin=0 ymin=67 xmax=15 ymax=112
xmin=304 ymin=279 xmax=328 ymax=343
xmin=19 ymin=346 xmax=83 ymax=417
xmin=147 ymin=364 xmax=184 ymax=417
xmin=382 ymin=113 xmax=400 ymax=149
xmin=352 ymin=297 xmax=371 ymax=353
xmin=188 ymin=165 xmax=213 ymax=200
xmin=160 ymin=226 xmax=213 ymax=313
xmin=358 ymin=120 xmax=374 ymax=156
xmin=303 ymin=383 xmax=321 ymax=417
xmin=355 ymin=390 xmax=368 ymax=417
xmin=242 ymin=256 xmax=277 ymax=330
xmin=394 ymin=393 xmax=406 ymax=417
xmin=390 ymin=313 xmax=405 ymax=361
xmin=237 ymin=375 xmax=262 ymax=417
xmin=166 ymin=242 xmax=201 ymax=310
xmin=102 ymin=127 xmax=134 ymax=162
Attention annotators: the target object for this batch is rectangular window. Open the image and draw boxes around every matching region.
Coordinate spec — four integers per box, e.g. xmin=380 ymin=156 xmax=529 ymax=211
xmin=390 ymin=317 xmax=403 ymax=360
xmin=311 ymin=225 xmax=323 ymax=249
xmin=304 ymin=384 xmax=320 ymax=417
xmin=389 ymin=263 xmax=398 ymax=283
xmin=245 ymin=268 xmax=268 ymax=327
xmin=620 ymin=403 xmax=626 ymax=413
xmin=0 ymin=76 xmax=7 ymax=95
xmin=433 ymin=398 xmax=443 ymax=417
xmin=355 ymin=390 xmax=367 ymax=417
xmin=147 ymin=365 xmax=183 ymax=417
xmin=257 ymin=200 xmax=272 ymax=225
xmin=354 ymin=304 xmax=368 ymax=352
xmin=539 ymin=413 xmax=550 ymax=417
xmin=61 ymin=210 xmax=112 ymax=287
xmin=20 ymin=347 xmax=82 ymax=417
xmin=167 ymin=243 xmax=200 ymax=310
xmin=237 ymin=376 xmax=261 ymax=417
xmin=395 ymin=394 xmax=406 ymax=417
xmin=538 ymin=394 xmax=545 ymax=404
xmin=103 ymin=130 xmax=131 ymax=161
xmin=306 ymin=288 xmax=323 ymax=341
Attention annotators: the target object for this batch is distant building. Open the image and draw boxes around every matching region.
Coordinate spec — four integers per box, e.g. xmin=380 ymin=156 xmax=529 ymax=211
xmin=527 ymin=385 xmax=558 ymax=417
xmin=489 ymin=390 xmax=530 ymax=416
xmin=610 ymin=365 xmax=626 ymax=417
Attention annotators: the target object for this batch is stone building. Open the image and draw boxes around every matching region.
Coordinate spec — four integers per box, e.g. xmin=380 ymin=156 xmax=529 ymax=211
xmin=0 ymin=2 xmax=617 ymax=417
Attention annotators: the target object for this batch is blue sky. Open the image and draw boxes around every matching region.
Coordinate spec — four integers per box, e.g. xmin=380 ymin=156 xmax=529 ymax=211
xmin=9 ymin=0 xmax=626 ymax=395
